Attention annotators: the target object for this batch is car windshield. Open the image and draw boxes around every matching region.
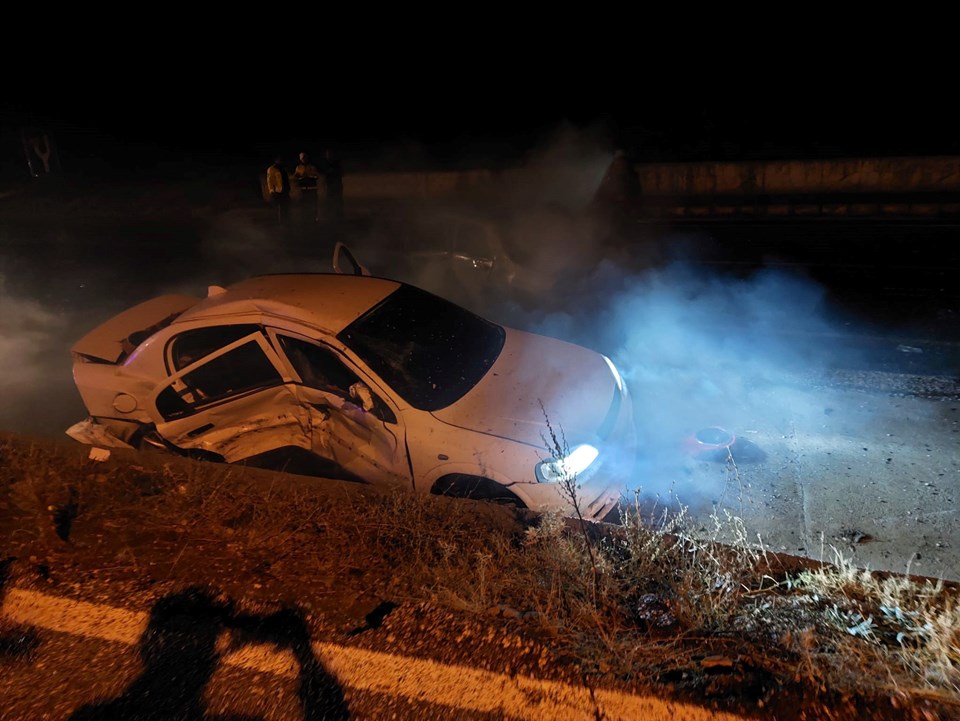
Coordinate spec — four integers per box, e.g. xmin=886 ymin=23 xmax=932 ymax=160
xmin=337 ymin=284 xmax=505 ymax=411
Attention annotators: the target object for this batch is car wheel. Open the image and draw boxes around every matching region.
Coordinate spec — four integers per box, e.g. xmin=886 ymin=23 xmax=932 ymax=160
xmin=431 ymin=474 xmax=526 ymax=508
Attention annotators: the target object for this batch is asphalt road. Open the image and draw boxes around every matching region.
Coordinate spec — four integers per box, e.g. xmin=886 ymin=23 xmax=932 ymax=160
xmin=0 ymin=586 xmax=750 ymax=721
xmin=617 ymin=217 xmax=960 ymax=581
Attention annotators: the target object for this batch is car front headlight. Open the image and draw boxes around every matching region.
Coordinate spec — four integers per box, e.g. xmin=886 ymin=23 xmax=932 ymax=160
xmin=535 ymin=443 xmax=599 ymax=483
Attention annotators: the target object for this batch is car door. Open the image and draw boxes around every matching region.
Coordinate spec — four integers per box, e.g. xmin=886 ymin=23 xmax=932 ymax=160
xmin=148 ymin=327 xmax=306 ymax=462
xmin=269 ymin=330 xmax=413 ymax=489
xmin=450 ymin=216 xmax=497 ymax=275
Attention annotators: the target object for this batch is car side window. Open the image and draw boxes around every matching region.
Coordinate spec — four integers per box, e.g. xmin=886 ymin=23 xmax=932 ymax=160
xmin=156 ymin=340 xmax=283 ymax=420
xmin=278 ymin=335 xmax=359 ymax=396
xmin=278 ymin=335 xmax=398 ymax=423
xmin=168 ymin=324 xmax=262 ymax=372
xmin=454 ymin=221 xmax=489 ymax=257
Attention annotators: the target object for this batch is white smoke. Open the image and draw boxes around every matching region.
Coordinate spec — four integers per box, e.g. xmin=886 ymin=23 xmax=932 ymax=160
xmin=0 ymin=273 xmax=79 ymax=435
xmin=0 ymin=126 xmax=887 ymax=513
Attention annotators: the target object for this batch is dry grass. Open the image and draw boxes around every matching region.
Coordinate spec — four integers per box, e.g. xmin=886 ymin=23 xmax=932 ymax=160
xmin=787 ymin=544 xmax=960 ymax=696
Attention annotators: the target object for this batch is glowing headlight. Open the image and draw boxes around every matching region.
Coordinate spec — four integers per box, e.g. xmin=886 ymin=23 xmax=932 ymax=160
xmin=535 ymin=444 xmax=600 ymax=483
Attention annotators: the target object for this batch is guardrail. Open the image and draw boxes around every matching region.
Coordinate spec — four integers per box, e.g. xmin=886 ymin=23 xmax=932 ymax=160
xmin=338 ymin=156 xmax=960 ymax=219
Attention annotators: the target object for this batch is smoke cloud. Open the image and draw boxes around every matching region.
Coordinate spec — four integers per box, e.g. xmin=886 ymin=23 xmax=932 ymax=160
xmin=0 ymin=271 xmax=78 ymax=435
xmin=0 ymin=126 xmax=889 ymax=515
xmin=344 ymin=128 xmax=881 ymax=511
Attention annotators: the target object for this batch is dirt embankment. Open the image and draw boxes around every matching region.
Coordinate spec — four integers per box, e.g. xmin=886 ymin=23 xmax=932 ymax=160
xmin=1 ymin=431 xmax=958 ymax=719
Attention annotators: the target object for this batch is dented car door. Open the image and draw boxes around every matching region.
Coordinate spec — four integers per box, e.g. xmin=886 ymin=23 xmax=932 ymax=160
xmin=148 ymin=329 xmax=306 ymax=462
xmin=270 ymin=331 xmax=413 ymax=489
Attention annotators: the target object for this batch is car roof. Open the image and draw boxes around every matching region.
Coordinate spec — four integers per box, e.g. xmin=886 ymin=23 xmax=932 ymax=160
xmin=173 ymin=273 xmax=402 ymax=334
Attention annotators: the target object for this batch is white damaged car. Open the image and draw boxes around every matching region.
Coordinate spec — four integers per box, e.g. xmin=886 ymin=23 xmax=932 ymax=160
xmin=66 ymin=267 xmax=636 ymax=521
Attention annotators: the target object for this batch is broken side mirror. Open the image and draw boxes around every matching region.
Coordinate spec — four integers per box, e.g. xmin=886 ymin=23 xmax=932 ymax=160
xmin=348 ymin=382 xmax=397 ymax=424
xmin=349 ymin=381 xmax=376 ymax=412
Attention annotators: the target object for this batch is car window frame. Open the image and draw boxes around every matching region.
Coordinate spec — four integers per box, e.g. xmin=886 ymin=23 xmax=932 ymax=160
xmin=266 ymin=327 xmax=401 ymax=424
xmin=163 ymin=323 xmax=264 ymax=375
xmin=150 ymin=328 xmax=289 ymax=422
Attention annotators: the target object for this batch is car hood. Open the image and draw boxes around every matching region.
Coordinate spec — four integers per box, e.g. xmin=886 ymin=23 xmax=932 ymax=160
xmin=431 ymin=328 xmax=618 ymax=449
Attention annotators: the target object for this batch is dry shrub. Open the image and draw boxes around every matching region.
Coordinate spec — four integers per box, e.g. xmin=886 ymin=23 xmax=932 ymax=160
xmin=351 ymin=488 xmax=528 ymax=609
xmin=790 ymin=545 xmax=960 ymax=696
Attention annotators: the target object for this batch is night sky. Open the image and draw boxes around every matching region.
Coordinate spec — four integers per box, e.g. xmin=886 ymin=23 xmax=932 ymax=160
xmin=3 ymin=59 xmax=959 ymax=173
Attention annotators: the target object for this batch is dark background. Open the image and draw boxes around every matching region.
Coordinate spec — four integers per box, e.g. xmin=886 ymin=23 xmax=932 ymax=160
xmin=3 ymin=71 xmax=960 ymax=175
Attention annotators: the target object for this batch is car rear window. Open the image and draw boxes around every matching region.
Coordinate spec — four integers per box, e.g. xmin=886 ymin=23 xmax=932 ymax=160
xmin=156 ymin=340 xmax=283 ymax=420
xmin=168 ymin=325 xmax=263 ymax=372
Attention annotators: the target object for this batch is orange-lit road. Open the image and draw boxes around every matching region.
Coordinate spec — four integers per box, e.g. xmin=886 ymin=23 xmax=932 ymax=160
xmin=0 ymin=587 xmax=749 ymax=721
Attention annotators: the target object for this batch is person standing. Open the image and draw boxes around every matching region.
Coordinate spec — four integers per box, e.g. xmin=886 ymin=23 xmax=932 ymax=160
xmin=266 ymin=156 xmax=291 ymax=225
xmin=321 ymin=147 xmax=344 ymax=224
xmin=591 ymin=148 xmax=641 ymax=241
xmin=294 ymin=151 xmax=321 ymax=221
xmin=593 ymin=148 xmax=641 ymax=208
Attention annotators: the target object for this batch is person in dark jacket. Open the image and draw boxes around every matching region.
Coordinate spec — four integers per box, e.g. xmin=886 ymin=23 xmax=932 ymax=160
xmin=592 ymin=148 xmax=641 ymax=241
xmin=593 ymin=148 xmax=641 ymax=207
xmin=294 ymin=151 xmax=322 ymax=222
xmin=320 ymin=147 xmax=343 ymax=223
